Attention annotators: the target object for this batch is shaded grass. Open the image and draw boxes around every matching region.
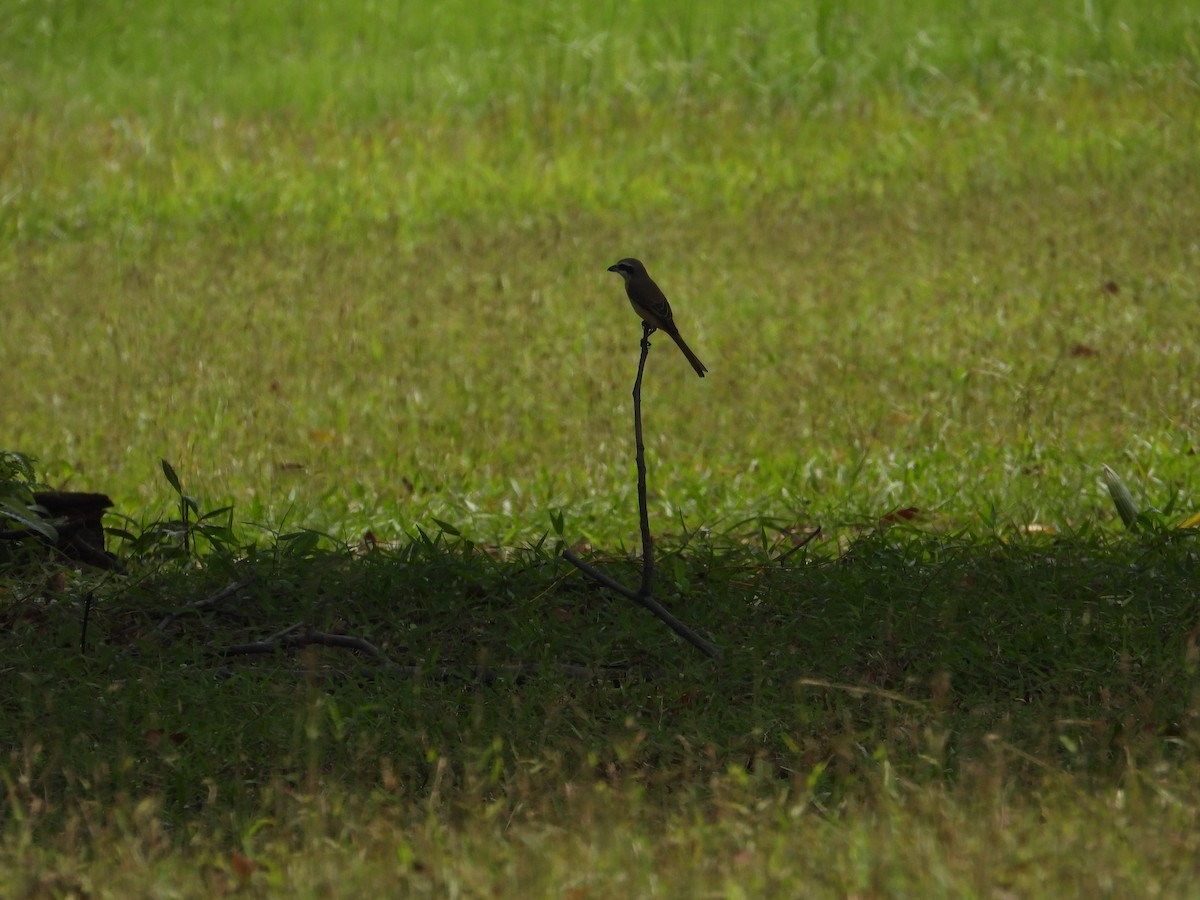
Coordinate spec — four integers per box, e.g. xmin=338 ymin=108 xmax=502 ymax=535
xmin=2 ymin=527 xmax=1199 ymax=893
xmin=5 ymin=529 xmax=1199 ymax=820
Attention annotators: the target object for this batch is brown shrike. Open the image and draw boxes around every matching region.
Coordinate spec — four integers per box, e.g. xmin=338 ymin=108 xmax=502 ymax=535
xmin=607 ymin=258 xmax=708 ymax=377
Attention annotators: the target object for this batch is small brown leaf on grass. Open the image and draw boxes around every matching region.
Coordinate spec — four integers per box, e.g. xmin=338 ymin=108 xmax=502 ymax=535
xmin=146 ymin=729 xmax=188 ymax=749
xmin=230 ymin=850 xmax=260 ymax=880
xmin=881 ymin=507 xmax=920 ymax=524
xmin=1068 ymin=343 xmax=1099 ymax=358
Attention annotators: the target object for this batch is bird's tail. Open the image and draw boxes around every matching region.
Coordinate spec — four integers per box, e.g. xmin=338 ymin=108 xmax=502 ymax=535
xmin=669 ymin=331 xmax=708 ymax=378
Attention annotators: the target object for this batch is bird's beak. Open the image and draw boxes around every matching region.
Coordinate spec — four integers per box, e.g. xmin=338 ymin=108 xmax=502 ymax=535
xmin=607 ymin=264 xmax=620 ymax=273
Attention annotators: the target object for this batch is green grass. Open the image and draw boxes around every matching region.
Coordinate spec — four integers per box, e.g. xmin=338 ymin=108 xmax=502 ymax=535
xmin=3 ymin=0 xmax=1200 ymax=894
xmin=9 ymin=770 xmax=1200 ymax=896
xmin=4 ymin=95 xmax=1197 ymax=544
xmin=6 ymin=0 xmax=1195 ymax=117
xmin=1 ymin=2 xmax=1197 ymax=545
xmin=4 ymin=528 xmax=1200 ymax=895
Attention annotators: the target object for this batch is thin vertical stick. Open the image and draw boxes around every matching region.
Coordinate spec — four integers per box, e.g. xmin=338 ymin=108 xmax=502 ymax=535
xmin=559 ymin=322 xmax=719 ymax=660
xmin=634 ymin=323 xmax=654 ymax=597
xmin=80 ymin=590 xmax=94 ymax=655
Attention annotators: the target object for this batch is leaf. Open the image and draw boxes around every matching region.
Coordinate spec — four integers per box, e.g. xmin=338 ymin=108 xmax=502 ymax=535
xmin=1101 ymin=465 xmax=1139 ymax=531
xmin=229 ymin=850 xmax=259 ymax=879
xmin=280 ymin=530 xmax=320 ymax=557
xmin=0 ymin=501 xmax=58 ymax=541
xmin=161 ymin=459 xmax=182 ymax=494
xmin=431 ymin=518 xmax=461 ymax=537
xmin=0 ymin=451 xmax=39 ymax=485
xmin=198 ymin=505 xmax=235 ymax=523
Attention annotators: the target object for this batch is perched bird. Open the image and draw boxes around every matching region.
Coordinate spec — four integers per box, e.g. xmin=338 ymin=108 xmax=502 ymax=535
xmin=607 ymin=258 xmax=708 ymax=377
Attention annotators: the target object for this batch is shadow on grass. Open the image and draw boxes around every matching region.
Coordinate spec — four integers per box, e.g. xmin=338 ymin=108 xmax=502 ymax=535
xmin=2 ymin=522 xmax=1198 ymax=835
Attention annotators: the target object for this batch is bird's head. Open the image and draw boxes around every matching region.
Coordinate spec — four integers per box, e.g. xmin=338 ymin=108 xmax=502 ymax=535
xmin=607 ymin=258 xmax=646 ymax=281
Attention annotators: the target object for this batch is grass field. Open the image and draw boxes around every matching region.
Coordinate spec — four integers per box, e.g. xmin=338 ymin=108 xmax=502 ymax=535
xmin=3 ymin=0 xmax=1197 ymax=544
xmin=3 ymin=0 xmax=1200 ymax=895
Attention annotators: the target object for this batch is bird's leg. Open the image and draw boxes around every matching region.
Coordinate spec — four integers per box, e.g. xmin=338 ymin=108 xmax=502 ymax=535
xmin=641 ymin=322 xmax=656 ymax=349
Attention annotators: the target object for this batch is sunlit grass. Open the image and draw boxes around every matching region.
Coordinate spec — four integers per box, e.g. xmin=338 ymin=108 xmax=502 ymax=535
xmin=7 ymin=765 xmax=1200 ymax=897
xmin=2 ymin=92 xmax=1197 ymax=544
xmin=2 ymin=3 xmax=1197 ymax=544
xmin=5 ymin=0 xmax=1196 ymax=120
